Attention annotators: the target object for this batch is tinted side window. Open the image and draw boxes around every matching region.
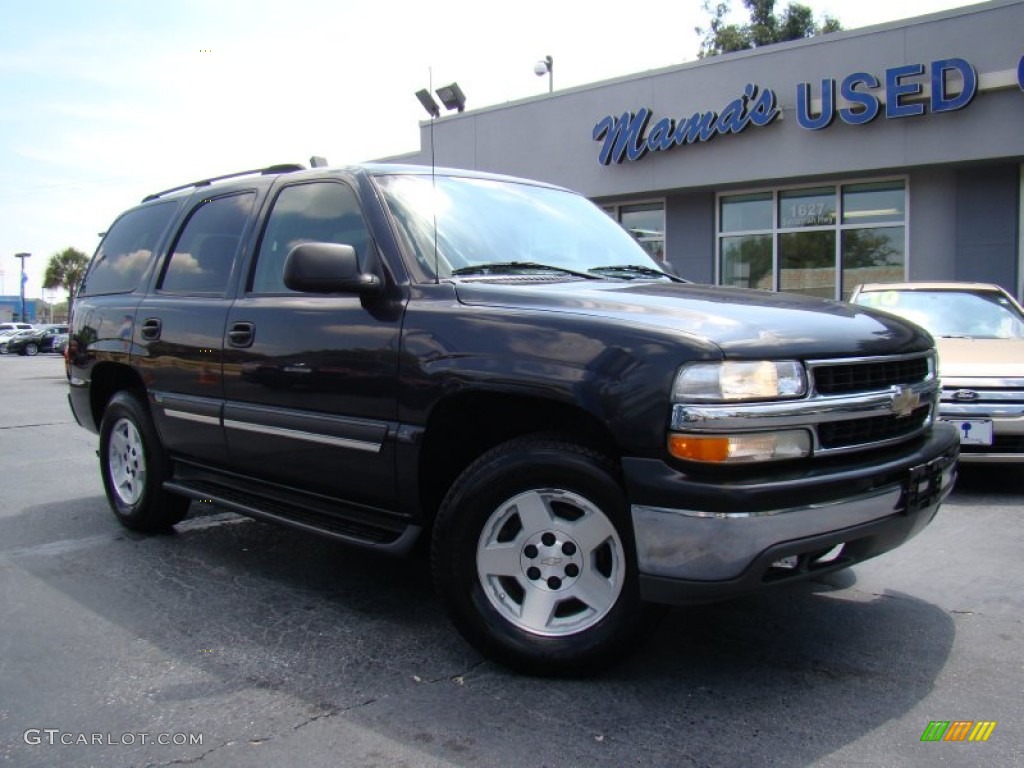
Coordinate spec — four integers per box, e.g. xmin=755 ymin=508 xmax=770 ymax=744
xmin=251 ymin=182 xmax=372 ymax=294
xmin=159 ymin=193 xmax=255 ymax=294
xmin=81 ymin=202 xmax=177 ymax=295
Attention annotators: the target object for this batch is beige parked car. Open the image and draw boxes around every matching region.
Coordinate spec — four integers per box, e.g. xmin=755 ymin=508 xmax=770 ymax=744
xmin=849 ymin=282 xmax=1024 ymax=463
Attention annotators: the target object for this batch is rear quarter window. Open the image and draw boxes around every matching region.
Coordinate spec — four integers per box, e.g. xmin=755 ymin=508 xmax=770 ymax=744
xmin=80 ymin=201 xmax=178 ymax=295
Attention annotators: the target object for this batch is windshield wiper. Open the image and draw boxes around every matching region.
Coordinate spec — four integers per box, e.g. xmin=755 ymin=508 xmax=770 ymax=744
xmin=588 ymin=264 xmax=685 ymax=281
xmin=451 ymin=261 xmax=599 ymax=279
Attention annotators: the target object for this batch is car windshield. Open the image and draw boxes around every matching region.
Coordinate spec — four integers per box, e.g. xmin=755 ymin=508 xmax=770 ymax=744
xmin=375 ymin=174 xmax=667 ymax=281
xmin=853 ymin=289 xmax=1024 ymax=339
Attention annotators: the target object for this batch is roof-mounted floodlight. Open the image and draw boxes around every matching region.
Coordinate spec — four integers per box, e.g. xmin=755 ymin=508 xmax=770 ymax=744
xmin=416 ymin=89 xmax=441 ymax=118
xmin=435 ymin=82 xmax=466 ymax=113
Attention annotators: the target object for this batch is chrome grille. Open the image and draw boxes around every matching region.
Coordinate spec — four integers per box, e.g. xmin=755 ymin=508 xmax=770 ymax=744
xmin=807 ymin=352 xmax=936 ymax=454
xmin=818 ymin=405 xmax=931 ymax=449
xmin=812 ymin=355 xmax=931 ymax=395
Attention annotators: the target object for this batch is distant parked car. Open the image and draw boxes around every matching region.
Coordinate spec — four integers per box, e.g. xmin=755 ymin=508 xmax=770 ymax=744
xmin=0 ymin=329 xmax=35 ymax=354
xmin=3 ymin=325 xmax=69 ymax=356
xmin=849 ymin=282 xmax=1024 ymax=463
xmin=0 ymin=322 xmax=33 ymax=335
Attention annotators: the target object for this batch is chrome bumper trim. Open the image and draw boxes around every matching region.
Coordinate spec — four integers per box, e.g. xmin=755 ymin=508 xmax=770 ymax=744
xmin=631 ymin=463 xmax=955 ymax=581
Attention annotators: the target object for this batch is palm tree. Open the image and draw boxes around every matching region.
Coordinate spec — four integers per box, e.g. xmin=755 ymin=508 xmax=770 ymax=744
xmin=43 ymin=247 xmax=90 ymax=323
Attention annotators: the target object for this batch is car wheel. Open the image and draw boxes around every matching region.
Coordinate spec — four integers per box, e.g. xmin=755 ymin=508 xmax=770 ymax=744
xmin=98 ymin=390 xmax=190 ymax=532
xmin=432 ymin=437 xmax=648 ymax=675
xmin=23 ymin=343 xmax=38 ymax=356
xmin=0 ymin=344 xmax=7 ymax=354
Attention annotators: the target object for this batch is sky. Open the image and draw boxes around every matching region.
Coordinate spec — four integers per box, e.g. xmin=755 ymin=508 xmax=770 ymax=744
xmin=0 ymin=0 xmax=985 ymax=302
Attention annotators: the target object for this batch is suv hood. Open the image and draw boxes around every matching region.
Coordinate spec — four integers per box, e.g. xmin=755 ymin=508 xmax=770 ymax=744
xmin=453 ymin=280 xmax=931 ymax=358
xmin=935 ymin=337 xmax=1024 ymax=378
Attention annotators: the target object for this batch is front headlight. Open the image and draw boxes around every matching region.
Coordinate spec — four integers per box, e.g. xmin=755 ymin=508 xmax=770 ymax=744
xmin=672 ymin=360 xmax=807 ymax=402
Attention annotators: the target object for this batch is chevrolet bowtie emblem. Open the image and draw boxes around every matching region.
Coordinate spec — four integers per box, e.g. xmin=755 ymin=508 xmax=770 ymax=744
xmin=890 ymin=385 xmax=921 ymax=418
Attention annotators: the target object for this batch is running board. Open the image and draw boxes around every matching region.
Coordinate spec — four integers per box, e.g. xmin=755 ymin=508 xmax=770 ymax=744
xmin=164 ymin=479 xmax=421 ymax=556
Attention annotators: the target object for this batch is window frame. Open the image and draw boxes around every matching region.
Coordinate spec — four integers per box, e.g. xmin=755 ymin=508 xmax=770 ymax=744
xmin=80 ymin=200 xmax=180 ymax=297
xmin=600 ymin=197 xmax=667 ymax=264
xmin=156 ymin=191 xmax=256 ymax=297
xmin=715 ymin=176 xmax=909 ymax=300
xmin=247 ymin=179 xmax=374 ymax=296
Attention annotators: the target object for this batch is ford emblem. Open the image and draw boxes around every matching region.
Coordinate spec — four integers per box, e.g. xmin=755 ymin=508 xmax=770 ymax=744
xmin=952 ymin=389 xmax=979 ymax=401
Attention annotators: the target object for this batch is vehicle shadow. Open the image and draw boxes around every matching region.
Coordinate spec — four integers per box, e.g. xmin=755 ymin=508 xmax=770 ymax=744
xmin=5 ymin=497 xmax=955 ymax=768
xmin=950 ymin=463 xmax=1022 ymax=501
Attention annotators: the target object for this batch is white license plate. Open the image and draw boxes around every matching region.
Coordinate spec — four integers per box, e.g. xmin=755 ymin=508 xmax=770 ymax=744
xmin=943 ymin=419 xmax=993 ymax=445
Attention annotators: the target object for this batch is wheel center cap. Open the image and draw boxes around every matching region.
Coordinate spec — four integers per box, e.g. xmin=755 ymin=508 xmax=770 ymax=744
xmin=520 ymin=530 xmax=584 ymax=591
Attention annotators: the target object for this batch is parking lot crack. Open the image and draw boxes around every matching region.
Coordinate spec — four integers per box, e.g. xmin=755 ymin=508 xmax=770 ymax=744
xmin=144 ymin=701 xmax=376 ymax=767
xmin=147 ymin=740 xmax=232 ymax=766
xmin=413 ymin=658 xmax=487 ymax=685
xmin=291 ymin=698 xmax=377 ymax=732
xmin=0 ymin=421 xmax=75 ymax=430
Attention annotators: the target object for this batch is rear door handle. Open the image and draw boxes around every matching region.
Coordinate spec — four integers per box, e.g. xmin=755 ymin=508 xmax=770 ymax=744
xmin=140 ymin=318 xmax=162 ymax=341
xmin=228 ymin=321 xmax=255 ymax=348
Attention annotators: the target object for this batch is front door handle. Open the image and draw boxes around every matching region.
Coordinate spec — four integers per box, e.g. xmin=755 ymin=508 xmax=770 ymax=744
xmin=140 ymin=318 xmax=162 ymax=341
xmin=228 ymin=321 xmax=255 ymax=348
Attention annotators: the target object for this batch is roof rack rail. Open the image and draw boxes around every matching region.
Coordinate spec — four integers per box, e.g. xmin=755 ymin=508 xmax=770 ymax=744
xmin=141 ymin=163 xmax=305 ymax=202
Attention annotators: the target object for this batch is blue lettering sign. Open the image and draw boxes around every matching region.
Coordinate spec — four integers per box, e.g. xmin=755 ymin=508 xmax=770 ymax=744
xmin=931 ymin=58 xmax=976 ymax=112
xmin=838 ymin=72 xmax=881 ymax=125
xmin=647 ymin=117 xmax=676 ymax=151
xmin=885 ymin=63 xmax=926 ymax=119
xmin=796 ymin=80 xmax=835 ymax=130
xmin=1018 ymin=54 xmax=1023 ymax=91
xmin=592 ymin=110 xmax=651 ymax=165
xmin=592 ymin=84 xmax=779 ymax=165
xmin=747 ymin=85 xmax=779 ymax=126
xmin=675 ymin=111 xmax=717 ymax=144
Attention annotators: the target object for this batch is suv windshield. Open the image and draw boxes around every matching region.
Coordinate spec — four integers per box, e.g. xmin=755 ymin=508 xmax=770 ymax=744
xmin=375 ymin=174 xmax=667 ymax=281
xmin=853 ymin=289 xmax=1024 ymax=339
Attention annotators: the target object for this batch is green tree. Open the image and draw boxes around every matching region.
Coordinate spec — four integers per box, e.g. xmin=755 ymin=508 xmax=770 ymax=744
xmin=697 ymin=0 xmax=842 ymax=58
xmin=43 ymin=247 xmax=89 ymax=322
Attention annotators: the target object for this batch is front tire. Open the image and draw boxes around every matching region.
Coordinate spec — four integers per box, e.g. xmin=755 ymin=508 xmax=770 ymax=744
xmin=432 ymin=437 xmax=648 ymax=675
xmin=23 ymin=343 xmax=38 ymax=356
xmin=98 ymin=390 xmax=190 ymax=532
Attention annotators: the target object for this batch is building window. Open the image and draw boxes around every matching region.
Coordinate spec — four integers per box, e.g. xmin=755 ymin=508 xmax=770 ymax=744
xmin=601 ymin=201 xmax=666 ymax=266
xmin=717 ymin=179 xmax=906 ymax=299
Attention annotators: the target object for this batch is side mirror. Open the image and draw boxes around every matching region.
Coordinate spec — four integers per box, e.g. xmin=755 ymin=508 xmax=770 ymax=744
xmin=283 ymin=243 xmax=382 ymax=295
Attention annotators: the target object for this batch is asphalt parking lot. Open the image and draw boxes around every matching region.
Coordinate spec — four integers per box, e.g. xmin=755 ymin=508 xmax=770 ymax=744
xmin=1 ymin=353 xmax=1021 ymax=768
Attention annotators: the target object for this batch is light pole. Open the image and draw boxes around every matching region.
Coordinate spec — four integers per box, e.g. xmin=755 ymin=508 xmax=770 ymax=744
xmin=534 ymin=55 xmax=553 ymax=93
xmin=15 ymin=252 xmax=30 ymax=322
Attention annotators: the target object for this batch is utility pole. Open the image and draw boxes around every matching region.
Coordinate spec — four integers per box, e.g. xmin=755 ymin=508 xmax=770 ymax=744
xmin=15 ymin=253 xmax=30 ymax=322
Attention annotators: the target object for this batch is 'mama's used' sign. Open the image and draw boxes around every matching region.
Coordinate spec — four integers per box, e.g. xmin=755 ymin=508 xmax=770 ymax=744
xmin=593 ymin=54 xmax=1024 ymax=166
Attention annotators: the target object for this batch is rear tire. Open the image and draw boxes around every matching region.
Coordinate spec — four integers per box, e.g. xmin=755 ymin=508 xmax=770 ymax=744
xmin=98 ymin=390 xmax=190 ymax=532
xmin=432 ymin=437 xmax=649 ymax=676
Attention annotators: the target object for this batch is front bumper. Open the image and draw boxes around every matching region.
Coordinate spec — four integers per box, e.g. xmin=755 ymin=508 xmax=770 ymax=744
xmin=939 ymin=405 xmax=1024 ymax=464
xmin=940 ymin=376 xmax=1024 ymax=463
xmin=625 ymin=423 xmax=959 ymax=605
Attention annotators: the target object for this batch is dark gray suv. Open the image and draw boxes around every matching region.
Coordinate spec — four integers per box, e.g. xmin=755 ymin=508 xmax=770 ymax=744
xmin=68 ymin=162 xmax=959 ymax=674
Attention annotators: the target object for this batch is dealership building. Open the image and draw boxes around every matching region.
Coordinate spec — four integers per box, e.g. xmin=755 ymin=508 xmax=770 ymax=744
xmin=391 ymin=0 xmax=1024 ymax=301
